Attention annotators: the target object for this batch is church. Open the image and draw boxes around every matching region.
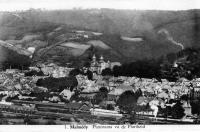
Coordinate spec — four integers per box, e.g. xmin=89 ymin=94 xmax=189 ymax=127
xmin=90 ymin=54 xmax=111 ymax=74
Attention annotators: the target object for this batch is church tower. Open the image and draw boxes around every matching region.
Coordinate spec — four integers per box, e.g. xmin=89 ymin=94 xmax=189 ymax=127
xmin=90 ymin=54 xmax=98 ymax=72
xmin=99 ymin=55 xmax=104 ymax=63
xmin=92 ymin=54 xmax=96 ymax=62
xmin=98 ymin=55 xmax=106 ymax=74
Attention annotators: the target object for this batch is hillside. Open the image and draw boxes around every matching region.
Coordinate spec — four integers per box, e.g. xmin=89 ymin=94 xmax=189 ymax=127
xmin=0 ymin=9 xmax=200 ymax=67
xmin=0 ymin=40 xmax=31 ymax=69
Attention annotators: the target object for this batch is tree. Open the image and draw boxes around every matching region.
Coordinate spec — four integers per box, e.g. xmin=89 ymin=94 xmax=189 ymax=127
xmin=93 ymin=87 xmax=108 ymax=105
xmin=107 ymin=104 xmax=114 ymax=110
xmin=24 ymin=115 xmax=31 ymax=125
xmin=101 ymin=68 xmax=113 ymax=76
xmin=69 ymin=68 xmax=81 ymax=77
xmin=83 ymin=61 xmax=90 ymax=68
xmin=99 ymin=87 xmax=108 ymax=93
xmin=191 ymin=100 xmax=200 ymax=115
xmin=113 ymin=65 xmax=121 ymax=77
xmin=69 ymin=68 xmax=93 ymax=80
xmin=25 ymin=70 xmax=44 ymax=76
xmin=83 ymin=70 xmax=93 ymax=80
xmin=171 ymin=101 xmax=185 ymax=119
xmin=135 ymin=88 xmax=143 ymax=100
xmin=116 ymin=90 xmax=137 ymax=114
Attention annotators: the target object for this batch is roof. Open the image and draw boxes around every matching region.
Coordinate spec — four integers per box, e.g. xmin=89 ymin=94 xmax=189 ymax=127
xmin=116 ymin=84 xmax=133 ymax=89
xmin=137 ymin=96 xmax=147 ymax=104
xmin=108 ymin=85 xmax=134 ymax=96
xmin=79 ymin=104 xmax=91 ymax=111
xmin=137 ymin=96 xmax=154 ymax=104
xmin=95 ymin=79 xmax=108 ymax=86
xmin=59 ymin=89 xmax=75 ymax=100
xmin=13 ymin=100 xmax=91 ymax=110
xmin=157 ymin=92 xmax=169 ymax=99
xmin=79 ymin=92 xmax=97 ymax=98
xmin=64 ymin=102 xmax=90 ymax=110
xmin=64 ymin=102 xmax=82 ymax=109
xmin=100 ymin=101 xmax=116 ymax=105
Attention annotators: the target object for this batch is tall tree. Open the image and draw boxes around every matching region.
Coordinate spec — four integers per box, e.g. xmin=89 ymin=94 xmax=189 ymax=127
xmin=93 ymin=87 xmax=109 ymax=105
xmin=117 ymin=90 xmax=137 ymax=114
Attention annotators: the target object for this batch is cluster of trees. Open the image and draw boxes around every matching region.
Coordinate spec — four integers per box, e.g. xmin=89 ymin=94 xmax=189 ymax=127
xmin=116 ymin=89 xmax=142 ymax=114
xmin=0 ymin=45 xmax=31 ymax=70
xmin=101 ymin=59 xmax=162 ymax=79
xmin=36 ymin=76 xmax=78 ymax=92
xmin=101 ymin=47 xmax=200 ymax=82
xmin=25 ymin=70 xmax=45 ymax=76
xmin=161 ymin=48 xmax=200 ymax=81
xmin=112 ymin=59 xmax=161 ymax=78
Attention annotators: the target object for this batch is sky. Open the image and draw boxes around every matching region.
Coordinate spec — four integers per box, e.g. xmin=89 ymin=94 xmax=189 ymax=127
xmin=0 ymin=0 xmax=199 ymax=11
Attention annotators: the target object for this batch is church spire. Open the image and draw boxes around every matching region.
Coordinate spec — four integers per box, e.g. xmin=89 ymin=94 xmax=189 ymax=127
xmin=92 ymin=54 xmax=96 ymax=61
xmin=99 ymin=55 xmax=104 ymax=63
xmin=100 ymin=55 xmax=104 ymax=60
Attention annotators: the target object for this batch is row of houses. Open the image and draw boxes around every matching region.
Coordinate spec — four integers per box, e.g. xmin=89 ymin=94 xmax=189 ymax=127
xmin=38 ymin=63 xmax=74 ymax=78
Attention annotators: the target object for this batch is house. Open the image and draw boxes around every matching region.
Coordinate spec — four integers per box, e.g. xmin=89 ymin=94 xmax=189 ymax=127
xmin=64 ymin=102 xmax=91 ymax=112
xmin=29 ymin=66 xmax=40 ymax=71
xmin=110 ymin=62 xmax=121 ymax=70
xmin=107 ymin=89 xmax=124 ymax=101
xmin=18 ymin=95 xmax=37 ymax=100
xmin=95 ymin=78 xmax=109 ymax=87
xmin=78 ymin=103 xmax=91 ymax=111
xmin=11 ymin=100 xmax=91 ymax=113
xmin=80 ymin=80 xmax=99 ymax=93
xmin=0 ymin=100 xmax=13 ymax=105
xmin=182 ymin=100 xmax=192 ymax=116
xmin=6 ymin=69 xmax=20 ymax=74
xmin=59 ymin=89 xmax=75 ymax=100
xmin=90 ymin=108 xmax=123 ymax=119
xmin=193 ymin=78 xmax=200 ymax=87
xmin=79 ymin=92 xmax=97 ymax=100
xmin=137 ymin=96 xmax=154 ymax=106
xmin=99 ymin=100 xmax=116 ymax=109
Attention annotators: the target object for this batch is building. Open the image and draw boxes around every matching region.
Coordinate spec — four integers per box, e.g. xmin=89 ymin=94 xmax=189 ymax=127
xmin=79 ymin=92 xmax=97 ymax=100
xmin=59 ymin=89 xmax=75 ymax=100
xmin=5 ymin=69 xmax=20 ymax=74
xmin=90 ymin=108 xmax=122 ymax=119
xmin=40 ymin=63 xmax=74 ymax=78
xmin=64 ymin=102 xmax=91 ymax=112
xmin=90 ymin=54 xmax=111 ymax=74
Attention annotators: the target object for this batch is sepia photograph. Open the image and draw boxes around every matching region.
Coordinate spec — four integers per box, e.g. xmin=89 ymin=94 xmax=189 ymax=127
xmin=0 ymin=0 xmax=200 ymax=129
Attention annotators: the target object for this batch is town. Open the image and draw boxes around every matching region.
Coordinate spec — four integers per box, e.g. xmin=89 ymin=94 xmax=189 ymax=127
xmin=0 ymin=53 xmax=200 ymax=125
xmin=0 ymin=6 xmax=200 ymax=126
